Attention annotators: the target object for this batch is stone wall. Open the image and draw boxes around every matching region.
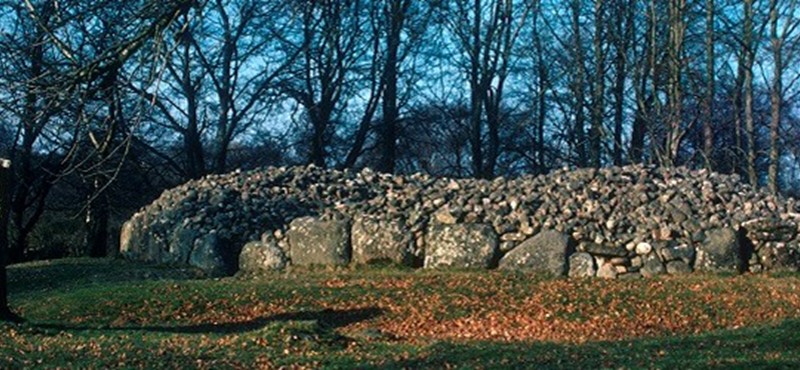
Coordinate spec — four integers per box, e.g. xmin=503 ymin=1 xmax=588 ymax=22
xmin=120 ymin=165 xmax=800 ymax=278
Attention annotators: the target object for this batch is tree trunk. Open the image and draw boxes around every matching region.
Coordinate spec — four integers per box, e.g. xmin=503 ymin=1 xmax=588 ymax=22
xmin=87 ymin=179 xmax=109 ymax=258
xmin=665 ymin=0 xmax=686 ymax=167
xmin=743 ymin=0 xmax=757 ymax=186
xmin=182 ymin=33 xmax=206 ymax=179
xmin=377 ymin=0 xmax=407 ymax=174
xmin=612 ymin=0 xmax=631 ymax=166
xmin=630 ymin=1 xmax=650 ymax=165
xmin=0 ymin=159 xmax=22 ymax=322
xmin=571 ymin=0 xmax=587 ymax=167
xmin=767 ymin=0 xmax=782 ymax=194
xmin=590 ymin=0 xmax=605 ymax=169
xmin=732 ymin=50 xmax=745 ymax=175
xmin=536 ymin=44 xmax=547 ymax=173
xmin=533 ymin=8 xmax=547 ymax=173
xmin=703 ymin=0 xmax=715 ymax=170
xmin=470 ymin=0 xmax=484 ymax=178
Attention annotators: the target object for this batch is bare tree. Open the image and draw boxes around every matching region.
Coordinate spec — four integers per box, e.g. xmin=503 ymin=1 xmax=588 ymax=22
xmin=569 ymin=0 xmax=588 ymax=167
xmin=703 ymin=0 xmax=716 ymax=169
xmin=375 ymin=0 xmax=411 ymax=173
xmin=610 ymin=0 xmax=634 ymax=166
xmin=663 ymin=0 xmax=687 ymax=166
xmin=589 ymin=0 xmax=606 ymax=168
xmin=0 ymin=0 xmax=193 ymax=321
xmin=767 ymin=0 xmax=800 ymax=193
xmin=743 ymin=0 xmax=758 ymax=185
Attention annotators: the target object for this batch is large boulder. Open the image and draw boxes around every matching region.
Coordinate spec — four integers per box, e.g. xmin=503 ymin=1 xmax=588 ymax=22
xmin=695 ymin=228 xmax=741 ymax=273
xmin=239 ymin=241 xmax=288 ymax=273
xmin=351 ymin=215 xmax=416 ymax=266
xmin=499 ymin=230 xmax=574 ymax=276
xmin=286 ymin=217 xmax=351 ymax=267
xmin=188 ymin=232 xmax=229 ymax=276
xmin=424 ymin=223 xmax=499 ymax=269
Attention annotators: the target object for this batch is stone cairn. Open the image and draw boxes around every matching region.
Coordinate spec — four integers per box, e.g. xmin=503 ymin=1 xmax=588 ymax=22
xmin=120 ymin=164 xmax=800 ymax=278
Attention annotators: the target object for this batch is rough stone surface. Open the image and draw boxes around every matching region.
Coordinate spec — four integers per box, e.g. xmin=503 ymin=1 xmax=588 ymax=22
xmin=658 ymin=243 xmax=696 ymax=265
xmin=119 ymin=164 xmax=800 ymax=277
xmin=287 ymin=217 xmax=351 ymax=267
xmin=597 ymin=263 xmax=618 ymax=279
xmin=352 ymin=215 xmax=417 ymax=266
xmin=743 ymin=218 xmax=800 ymax=272
xmin=568 ymin=252 xmax=596 ymax=278
xmin=500 ymin=231 xmax=574 ymax=276
xmin=696 ymin=228 xmax=741 ymax=272
xmin=188 ymin=232 xmax=228 ymax=276
xmin=581 ymin=243 xmax=628 ymax=258
xmin=641 ymin=253 xmax=666 ymax=278
xmin=666 ymin=260 xmax=692 ymax=275
xmin=239 ymin=241 xmax=287 ymax=273
xmin=635 ymin=242 xmax=653 ymax=255
xmin=425 ymin=223 xmax=498 ymax=269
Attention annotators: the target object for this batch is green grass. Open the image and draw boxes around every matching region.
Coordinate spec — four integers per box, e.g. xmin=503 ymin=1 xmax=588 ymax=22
xmin=2 ymin=258 xmax=800 ymax=369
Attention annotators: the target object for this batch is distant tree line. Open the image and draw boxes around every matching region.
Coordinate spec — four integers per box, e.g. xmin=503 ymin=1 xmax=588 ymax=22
xmin=1 ymin=0 xmax=800 ymax=262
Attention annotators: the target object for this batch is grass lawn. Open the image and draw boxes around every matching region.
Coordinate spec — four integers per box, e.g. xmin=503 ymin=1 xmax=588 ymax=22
xmin=2 ymin=258 xmax=800 ymax=369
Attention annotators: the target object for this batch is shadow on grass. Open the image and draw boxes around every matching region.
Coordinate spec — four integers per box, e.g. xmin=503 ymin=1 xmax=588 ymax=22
xmin=33 ymin=307 xmax=383 ymax=335
xmin=370 ymin=318 xmax=800 ymax=370
xmin=8 ymin=258 xmax=204 ymax=295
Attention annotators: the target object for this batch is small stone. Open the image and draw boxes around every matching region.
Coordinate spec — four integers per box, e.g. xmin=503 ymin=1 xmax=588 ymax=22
xmin=582 ymin=242 xmax=628 ymax=257
xmin=609 ymin=257 xmax=629 ymax=266
xmin=635 ymin=242 xmax=653 ymax=255
xmin=658 ymin=244 xmax=696 ymax=264
xmin=501 ymin=232 xmax=527 ymax=242
xmin=434 ymin=206 xmax=459 ymax=224
xmin=597 ymin=263 xmax=618 ymax=279
xmin=568 ymin=252 xmax=596 ymax=278
xmin=499 ymin=241 xmax=518 ymax=253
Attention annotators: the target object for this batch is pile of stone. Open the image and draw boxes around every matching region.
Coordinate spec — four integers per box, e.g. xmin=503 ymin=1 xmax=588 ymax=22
xmin=120 ymin=164 xmax=800 ymax=278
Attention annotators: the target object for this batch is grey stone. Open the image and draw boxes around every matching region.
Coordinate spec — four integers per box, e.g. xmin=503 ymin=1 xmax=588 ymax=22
xmin=425 ymin=223 xmax=498 ymax=269
xmin=189 ymin=232 xmax=228 ymax=276
xmin=696 ymin=228 xmax=741 ymax=273
xmin=568 ymin=252 xmax=596 ymax=278
xmin=499 ymin=230 xmax=574 ymax=276
xmin=582 ymin=242 xmax=628 ymax=257
xmin=287 ymin=217 xmax=351 ymax=267
xmin=239 ymin=241 xmax=287 ymax=273
xmin=658 ymin=243 xmax=696 ymax=265
xmin=352 ymin=216 xmax=416 ymax=266
xmin=666 ymin=260 xmax=692 ymax=275
xmin=641 ymin=253 xmax=665 ymax=278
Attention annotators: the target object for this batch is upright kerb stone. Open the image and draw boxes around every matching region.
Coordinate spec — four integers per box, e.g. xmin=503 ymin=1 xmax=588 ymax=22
xmin=499 ymin=230 xmax=575 ymax=276
xmin=424 ymin=223 xmax=499 ymax=269
xmin=286 ymin=216 xmax=351 ymax=267
xmin=351 ymin=215 xmax=416 ymax=266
